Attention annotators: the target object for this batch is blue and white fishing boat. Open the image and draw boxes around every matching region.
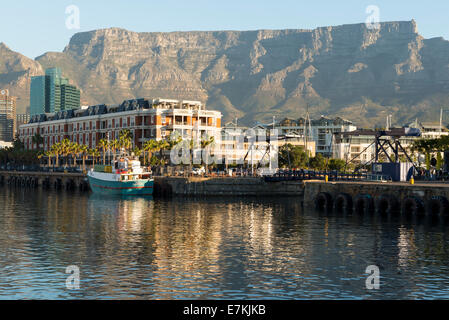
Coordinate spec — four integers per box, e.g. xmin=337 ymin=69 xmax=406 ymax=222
xmin=87 ymin=158 xmax=154 ymax=195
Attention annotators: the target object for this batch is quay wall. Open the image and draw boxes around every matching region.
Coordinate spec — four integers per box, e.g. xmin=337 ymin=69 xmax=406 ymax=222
xmin=303 ymin=180 xmax=449 ymax=215
xmin=0 ymin=172 xmax=305 ymax=196
xmin=154 ymin=176 xmax=305 ymax=197
xmin=303 ymin=181 xmax=449 ymax=205
xmin=0 ymin=171 xmax=89 ymax=190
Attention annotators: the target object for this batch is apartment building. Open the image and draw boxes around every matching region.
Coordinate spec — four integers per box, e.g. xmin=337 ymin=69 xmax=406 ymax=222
xmin=275 ymin=116 xmax=356 ymax=157
xmin=333 ymin=124 xmax=449 ymax=165
xmin=332 ymin=131 xmax=376 ymax=164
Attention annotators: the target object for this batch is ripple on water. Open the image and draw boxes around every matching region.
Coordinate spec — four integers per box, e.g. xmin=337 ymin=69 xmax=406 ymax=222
xmin=1 ymin=188 xmax=449 ymax=299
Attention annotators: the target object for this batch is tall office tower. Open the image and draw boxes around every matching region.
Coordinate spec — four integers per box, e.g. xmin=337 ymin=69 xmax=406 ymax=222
xmin=30 ymin=75 xmax=47 ymax=115
xmin=61 ymin=84 xmax=81 ymax=111
xmin=0 ymin=89 xmax=17 ymax=142
xmin=30 ymin=68 xmax=80 ymax=115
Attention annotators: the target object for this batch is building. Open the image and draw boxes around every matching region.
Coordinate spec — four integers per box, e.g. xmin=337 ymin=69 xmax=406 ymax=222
xmin=0 ymin=89 xmax=16 ymax=142
xmin=16 ymin=113 xmax=31 ymax=133
xmin=216 ymin=121 xmax=314 ymax=170
xmin=332 ymin=123 xmax=449 ymax=165
xmin=30 ymin=76 xmax=46 ymax=116
xmin=61 ymin=84 xmax=81 ymax=111
xmin=219 ymin=123 xmax=272 ymax=166
xmin=30 ymin=68 xmax=80 ymax=115
xmin=19 ymin=98 xmax=222 ymax=151
xmin=407 ymin=119 xmax=449 ymax=139
xmin=333 ymin=130 xmax=377 ymax=165
xmin=275 ymin=116 xmax=356 ymax=157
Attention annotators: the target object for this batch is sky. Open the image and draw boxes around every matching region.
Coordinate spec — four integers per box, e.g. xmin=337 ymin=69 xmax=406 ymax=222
xmin=2 ymin=0 xmax=449 ymax=59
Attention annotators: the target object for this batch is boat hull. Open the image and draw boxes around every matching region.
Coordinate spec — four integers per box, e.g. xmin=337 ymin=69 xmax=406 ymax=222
xmin=88 ymin=175 xmax=154 ymax=195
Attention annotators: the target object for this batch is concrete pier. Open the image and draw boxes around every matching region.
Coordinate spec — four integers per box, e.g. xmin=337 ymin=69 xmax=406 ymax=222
xmin=0 ymin=171 xmax=89 ymax=191
xmin=153 ymin=176 xmax=305 ymax=197
xmin=303 ymin=180 xmax=449 ymax=215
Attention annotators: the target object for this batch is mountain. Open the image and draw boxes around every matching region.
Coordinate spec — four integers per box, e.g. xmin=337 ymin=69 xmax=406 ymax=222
xmin=4 ymin=20 xmax=449 ymax=126
xmin=0 ymin=43 xmax=43 ymax=113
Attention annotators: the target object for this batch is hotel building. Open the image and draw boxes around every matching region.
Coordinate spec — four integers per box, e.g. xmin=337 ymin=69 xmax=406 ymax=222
xmin=20 ymin=98 xmax=222 ymax=151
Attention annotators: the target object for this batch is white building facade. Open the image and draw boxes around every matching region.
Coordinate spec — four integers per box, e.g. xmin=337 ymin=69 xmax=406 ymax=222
xmin=275 ymin=116 xmax=356 ymax=157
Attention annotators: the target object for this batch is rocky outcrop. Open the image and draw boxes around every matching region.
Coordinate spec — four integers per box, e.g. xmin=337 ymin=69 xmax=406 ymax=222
xmin=3 ymin=20 xmax=449 ymax=126
xmin=0 ymin=43 xmax=43 ymax=113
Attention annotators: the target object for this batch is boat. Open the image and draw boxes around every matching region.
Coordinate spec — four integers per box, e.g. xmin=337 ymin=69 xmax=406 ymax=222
xmin=87 ymin=157 xmax=154 ymax=195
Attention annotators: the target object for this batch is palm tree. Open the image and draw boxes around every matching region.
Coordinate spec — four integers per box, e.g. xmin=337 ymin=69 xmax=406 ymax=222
xmin=143 ymin=140 xmax=159 ymax=166
xmin=58 ymin=139 xmax=72 ymax=167
xmin=201 ymin=136 xmax=215 ymax=175
xmin=168 ymin=135 xmax=182 ymax=150
xmin=158 ymin=140 xmax=170 ymax=166
xmin=46 ymin=150 xmax=54 ymax=168
xmin=108 ymin=139 xmax=117 ymax=162
xmin=98 ymin=139 xmax=109 ymax=165
xmin=69 ymin=142 xmax=81 ymax=168
xmin=37 ymin=150 xmax=46 ymax=168
xmin=119 ymin=129 xmax=133 ymax=154
xmin=50 ymin=143 xmax=62 ymax=168
xmin=142 ymin=141 xmax=149 ymax=165
xmin=89 ymin=148 xmax=100 ymax=167
xmin=133 ymin=147 xmax=142 ymax=158
xmin=79 ymin=144 xmax=89 ymax=172
xmin=32 ymin=133 xmax=44 ymax=150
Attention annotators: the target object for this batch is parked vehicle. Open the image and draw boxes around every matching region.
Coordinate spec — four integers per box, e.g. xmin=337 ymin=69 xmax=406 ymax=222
xmin=191 ymin=167 xmax=205 ymax=175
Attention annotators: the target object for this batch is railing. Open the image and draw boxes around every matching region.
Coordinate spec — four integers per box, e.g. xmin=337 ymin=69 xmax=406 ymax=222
xmin=0 ymin=165 xmax=84 ymax=173
xmin=264 ymin=170 xmax=392 ymax=183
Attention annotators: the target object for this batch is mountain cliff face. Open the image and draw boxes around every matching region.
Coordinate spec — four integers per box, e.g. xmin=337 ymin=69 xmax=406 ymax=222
xmin=4 ymin=20 xmax=449 ymax=126
xmin=0 ymin=43 xmax=43 ymax=113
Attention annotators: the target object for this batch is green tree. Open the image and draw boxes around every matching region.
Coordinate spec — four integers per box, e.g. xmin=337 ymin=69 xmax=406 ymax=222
xmin=12 ymin=135 xmax=25 ymax=150
xmin=279 ymin=144 xmax=307 ymax=168
xmin=328 ymin=158 xmax=346 ymax=171
xmin=437 ymin=152 xmax=443 ymax=170
xmin=309 ymin=153 xmax=326 ymax=170
xmin=425 ymin=152 xmax=431 ymax=170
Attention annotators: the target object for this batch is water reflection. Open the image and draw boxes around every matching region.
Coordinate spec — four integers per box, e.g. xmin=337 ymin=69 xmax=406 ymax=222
xmin=0 ymin=187 xmax=449 ymax=299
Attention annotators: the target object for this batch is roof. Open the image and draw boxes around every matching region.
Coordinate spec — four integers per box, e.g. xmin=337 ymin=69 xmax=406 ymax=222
xmin=276 ymin=116 xmax=353 ymax=127
xmin=28 ymin=97 xmax=204 ymax=124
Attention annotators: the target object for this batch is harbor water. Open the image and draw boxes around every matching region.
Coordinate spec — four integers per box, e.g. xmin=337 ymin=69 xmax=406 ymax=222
xmin=1 ymin=186 xmax=449 ymax=299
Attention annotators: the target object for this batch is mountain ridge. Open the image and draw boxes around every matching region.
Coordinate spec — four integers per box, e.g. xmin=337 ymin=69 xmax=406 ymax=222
xmin=3 ymin=20 xmax=449 ymax=127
